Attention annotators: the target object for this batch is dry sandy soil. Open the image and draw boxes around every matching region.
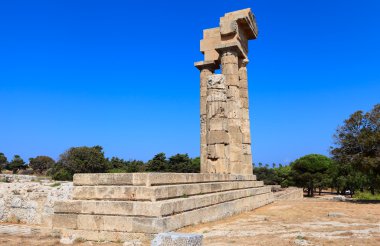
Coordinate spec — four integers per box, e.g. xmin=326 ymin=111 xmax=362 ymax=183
xmin=0 ymin=197 xmax=379 ymax=246
xmin=179 ymin=197 xmax=380 ymax=246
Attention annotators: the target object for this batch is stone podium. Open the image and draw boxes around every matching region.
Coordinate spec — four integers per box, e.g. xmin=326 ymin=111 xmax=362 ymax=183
xmin=52 ymin=9 xmax=273 ymax=243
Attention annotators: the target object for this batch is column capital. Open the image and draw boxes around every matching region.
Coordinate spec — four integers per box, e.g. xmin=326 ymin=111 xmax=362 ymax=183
xmin=194 ymin=60 xmax=220 ymax=71
xmin=215 ymin=42 xmax=247 ymax=59
xmin=239 ymin=59 xmax=249 ymax=67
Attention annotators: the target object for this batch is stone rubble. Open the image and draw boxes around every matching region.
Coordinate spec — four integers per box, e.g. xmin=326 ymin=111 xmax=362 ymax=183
xmin=0 ymin=179 xmax=72 ymax=226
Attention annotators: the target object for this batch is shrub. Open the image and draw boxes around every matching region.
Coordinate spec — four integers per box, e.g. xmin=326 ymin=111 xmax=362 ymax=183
xmin=29 ymin=156 xmax=55 ymax=174
xmin=57 ymin=146 xmax=107 ymax=174
xmin=52 ymin=168 xmax=73 ymax=181
xmin=354 ymin=192 xmax=380 ymax=200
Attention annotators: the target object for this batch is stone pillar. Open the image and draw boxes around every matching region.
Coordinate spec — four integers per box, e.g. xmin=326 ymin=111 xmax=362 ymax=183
xmin=220 ymin=50 xmax=243 ymax=174
xmin=195 ymin=62 xmax=217 ymax=173
xmin=239 ymin=59 xmax=253 ymax=174
xmin=206 ymin=74 xmax=229 ymax=173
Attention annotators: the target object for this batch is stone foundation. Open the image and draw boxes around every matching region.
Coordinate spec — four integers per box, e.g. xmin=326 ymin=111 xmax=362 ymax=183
xmin=52 ymin=173 xmax=274 ymax=242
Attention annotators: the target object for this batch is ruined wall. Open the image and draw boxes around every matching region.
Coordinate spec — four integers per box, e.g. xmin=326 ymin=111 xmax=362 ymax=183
xmin=0 ymin=179 xmax=73 ymax=227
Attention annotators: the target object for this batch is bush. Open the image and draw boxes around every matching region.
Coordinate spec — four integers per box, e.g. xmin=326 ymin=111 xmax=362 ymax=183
xmin=57 ymin=146 xmax=107 ymax=174
xmin=29 ymin=156 xmax=55 ymax=174
xmin=52 ymin=168 xmax=73 ymax=181
xmin=107 ymin=168 xmax=127 ymax=173
xmin=354 ymin=192 xmax=380 ymax=201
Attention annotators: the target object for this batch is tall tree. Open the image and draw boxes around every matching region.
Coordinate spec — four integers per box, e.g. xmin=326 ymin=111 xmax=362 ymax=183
xmin=291 ymin=154 xmax=333 ymax=197
xmin=146 ymin=153 xmax=168 ymax=172
xmin=331 ymin=104 xmax=380 ymax=194
xmin=57 ymin=146 xmax=107 ymax=175
xmin=29 ymin=156 xmax=55 ymax=174
xmin=0 ymin=153 xmax=7 ymax=173
xmin=8 ymin=155 xmax=26 ymax=174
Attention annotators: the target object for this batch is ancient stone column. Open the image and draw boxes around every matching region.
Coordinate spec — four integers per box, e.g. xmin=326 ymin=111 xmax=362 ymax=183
xmin=239 ymin=59 xmax=253 ymax=174
xmin=195 ymin=8 xmax=258 ymax=175
xmin=206 ymin=74 xmax=228 ymax=173
xmin=220 ymin=50 xmax=243 ymax=174
xmin=195 ymin=61 xmax=217 ymax=173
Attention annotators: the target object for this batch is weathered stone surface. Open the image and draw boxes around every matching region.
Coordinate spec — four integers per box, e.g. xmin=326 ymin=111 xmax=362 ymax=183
xmin=72 ymin=180 xmax=264 ymax=201
xmin=195 ymin=9 xmax=258 ymax=175
xmin=151 ymin=232 xmax=203 ymax=246
xmin=54 ymin=192 xmax=273 ymax=234
xmin=73 ymin=173 xmax=256 ymax=186
xmin=207 ymin=130 xmax=229 ymax=145
xmin=56 ymin=186 xmax=270 ymax=217
xmin=0 ymin=180 xmax=72 ymax=226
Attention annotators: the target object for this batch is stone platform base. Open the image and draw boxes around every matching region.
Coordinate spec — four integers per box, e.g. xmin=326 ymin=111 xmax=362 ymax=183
xmin=52 ymin=173 xmax=273 ymax=242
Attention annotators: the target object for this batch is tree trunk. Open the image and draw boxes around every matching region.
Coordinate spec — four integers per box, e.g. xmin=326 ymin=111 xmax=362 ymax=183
xmin=370 ymin=186 xmax=375 ymax=195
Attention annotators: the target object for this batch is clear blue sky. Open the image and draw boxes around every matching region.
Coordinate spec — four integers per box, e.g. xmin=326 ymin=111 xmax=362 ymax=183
xmin=0 ymin=1 xmax=379 ymax=164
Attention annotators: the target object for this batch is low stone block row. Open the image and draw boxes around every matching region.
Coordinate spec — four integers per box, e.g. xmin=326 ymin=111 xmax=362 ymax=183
xmin=73 ymin=173 xmax=256 ymax=186
xmin=72 ymin=180 xmax=264 ymax=202
xmin=55 ymin=186 xmax=271 ymax=217
xmin=53 ymin=173 xmax=273 ymax=243
xmin=53 ymin=192 xmax=273 ymax=234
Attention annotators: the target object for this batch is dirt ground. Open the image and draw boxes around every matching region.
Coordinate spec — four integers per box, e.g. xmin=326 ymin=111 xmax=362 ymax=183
xmin=179 ymin=196 xmax=380 ymax=246
xmin=0 ymin=197 xmax=379 ymax=246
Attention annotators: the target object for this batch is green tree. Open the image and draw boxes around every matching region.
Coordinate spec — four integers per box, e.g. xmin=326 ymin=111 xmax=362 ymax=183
xmin=29 ymin=156 xmax=55 ymax=174
xmin=331 ymin=104 xmax=380 ymax=194
xmin=290 ymin=154 xmax=333 ymax=197
xmin=54 ymin=146 xmax=107 ymax=180
xmin=125 ymin=160 xmax=145 ymax=173
xmin=146 ymin=153 xmax=168 ymax=172
xmin=168 ymin=154 xmax=193 ymax=173
xmin=8 ymin=155 xmax=26 ymax=174
xmin=0 ymin=153 xmax=7 ymax=173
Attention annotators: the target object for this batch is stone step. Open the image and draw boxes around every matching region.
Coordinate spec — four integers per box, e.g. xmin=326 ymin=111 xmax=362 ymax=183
xmin=58 ymin=228 xmax=153 ymax=244
xmin=72 ymin=180 xmax=264 ymax=201
xmin=55 ymin=186 xmax=271 ymax=217
xmin=53 ymin=192 xmax=273 ymax=234
xmin=73 ymin=173 xmax=256 ymax=186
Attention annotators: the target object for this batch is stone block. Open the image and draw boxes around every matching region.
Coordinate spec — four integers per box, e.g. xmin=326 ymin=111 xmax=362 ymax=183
xmin=241 ymin=97 xmax=249 ymax=108
xmin=200 ymin=37 xmax=220 ymax=52
xmin=207 ymin=144 xmax=226 ymax=159
xmin=226 ymin=101 xmax=241 ymax=119
xmin=53 ymin=214 xmax=78 ymax=229
xmin=228 ymin=126 xmax=243 ymax=143
xmin=203 ymin=27 xmax=220 ymax=38
xmin=207 ymin=101 xmax=227 ymax=119
xmin=56 ymin=186 xmax=268 ymax=217
xmin=240 ymin=88 xmax=248 ymax=98
xmin=151 ymin=232 xmax=203 ymax=246
xmin=241 ymin=108 xmax=250 ymax=120
xmin=242 ymin=144 xmax=252 ymax=155
xmin=204 ymin=50 xmax=219 ymax=61
xmin=207 ymin=130 xmax=229 ymax=144
xmin=209 ymin=118 xmax=227 ymax=131
xmin=239 ymin=70 xmax=248 ymax=80
xmin=224 ymin=74 xmax=239 ymax=86
xmin=222 ymin=63 xmax=238 ymax=75
xmin=72 ymin=180 xmax=263 ymax=201
xmin=74 ymin=173 xmax=256 ymax=187
xmin=221 ymin=54 xmax=238 ymax=64
xmin=227 ymin=85 xmax=240 ymax=100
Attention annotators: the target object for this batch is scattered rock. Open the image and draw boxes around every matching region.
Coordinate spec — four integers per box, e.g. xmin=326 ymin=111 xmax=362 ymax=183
xmin=123 ymin=240 xmax=142 ymax=246
xmin=60 ymin=234 xmax=77 ymax=245
xmin=151 ymin=232 xmax=203 ymax=246
xmin=328 ymin=212 xmax=345 ymax=217
xmin=332 ymin=195 xmax=346 ymax=202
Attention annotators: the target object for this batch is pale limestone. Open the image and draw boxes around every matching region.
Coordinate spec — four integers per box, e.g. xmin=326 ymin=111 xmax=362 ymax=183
xmin=195 ymin=9 xmax=257 ymax=175
xmin=73 ymin=173 xmax=256 ymax=186
xmin=72 ymin=180 xmax=264 ymax=201
xmin=151 ymin=232 xmax=203 ymax=246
